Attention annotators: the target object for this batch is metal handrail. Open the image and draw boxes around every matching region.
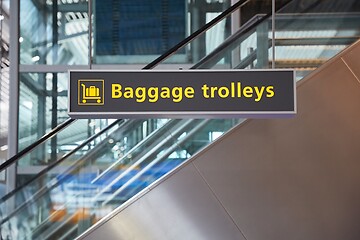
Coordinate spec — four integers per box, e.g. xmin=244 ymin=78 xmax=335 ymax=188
xmin=193 ymin=11 xmax=360 ymax=69
xmin=192 ymin=0 xmax=296 ymax=69
xmin=191 ymin=14 xmax=266 ymax=69
xmin=0 ymin=118 xmax=76 ymax=172
xmin=143 ymin=0 xmax=249 ymax=69
xmin=0 ymin=119 xmax=126 ymax=224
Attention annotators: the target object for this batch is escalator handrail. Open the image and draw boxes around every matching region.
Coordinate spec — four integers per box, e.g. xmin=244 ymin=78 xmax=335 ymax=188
xmin=192 ymin=0 xmax=333 ymax=70
xmin=92 ymin=119 xmax=195 ymax=202
xmin=0 ymin=118 xmax=76 ymax=172
xmin=143 ymin=0 xmax=249 ymax=69
xmin=102 ymin=119 xmax=210 ymax=205
xmin=191 ymin=14 xmax=266 ymax=69
xmin=191 ymin=0 xmax=295 ymax=69
xmin=91 ymin=119 xmax=180 ymax=184
xmin=0 ymin=119 xmax=126 ymax=224
xmin=0 ymin=119 xmax=126 ymax=202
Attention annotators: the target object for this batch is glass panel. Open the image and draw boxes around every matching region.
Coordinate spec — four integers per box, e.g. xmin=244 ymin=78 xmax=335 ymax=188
xmin=160 ymin=14 xmax=269 ymax=69
xmin=20 ymin=0 xmax=89 ymax=65
xmin=16 ymin=119 xmax=116 ymax=167
xmin=275 ymin=0 xmax=360 ymax=79
xmin=164 ymin=0 xmax=360 ymax=76
xmin=93 ymin=0 xmax=187 ymax=64
xmin=19 ymin=72 xmax=67 ymax=151
xmin=92 ymin=0 xmax=231 ymax=64
xmin=18 ymin=73 xmax=114 ymax=165
xmin=0 ymin=118 xmax=241 ymax=239
xmin=158 ymin=0 xmax=282 ymax=68
xmin=153 ymin=14 xmax=231 ymax=67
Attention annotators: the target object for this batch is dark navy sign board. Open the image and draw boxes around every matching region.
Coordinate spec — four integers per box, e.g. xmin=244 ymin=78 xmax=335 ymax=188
xmin=68 ymin=70 xmax=296 ymax=118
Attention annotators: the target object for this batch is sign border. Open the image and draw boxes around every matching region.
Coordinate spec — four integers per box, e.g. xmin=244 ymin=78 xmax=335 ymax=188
xmin=68 ymin=69 xmax=297 ymax=118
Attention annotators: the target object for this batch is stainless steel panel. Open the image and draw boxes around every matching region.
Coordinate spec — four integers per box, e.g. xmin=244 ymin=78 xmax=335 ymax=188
xmin=193 ymin=52 xmax=360 ymax=240
xmin=81 ymin=163 xmax=246 ymax=240
xmin=341 ymin=40 xmax=360 ymax=81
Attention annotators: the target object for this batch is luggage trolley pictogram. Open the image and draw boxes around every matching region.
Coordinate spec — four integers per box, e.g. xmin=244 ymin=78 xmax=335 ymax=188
xmin=78 ymin=79 xmax=104 ymax=105
xmin=81 ymin=84 xmax=101 ymax=103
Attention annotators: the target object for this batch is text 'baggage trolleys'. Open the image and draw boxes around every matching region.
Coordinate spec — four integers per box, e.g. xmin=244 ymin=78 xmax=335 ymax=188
xmin=81 ymin=84 xmax=102 ymax=103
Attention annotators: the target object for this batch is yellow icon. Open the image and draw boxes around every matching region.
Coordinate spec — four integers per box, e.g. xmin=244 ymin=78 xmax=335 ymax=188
xmin=78 ymin=80 xmax=104 ymax=105
xmin=82 ymin=84 xmax=101 ymax=103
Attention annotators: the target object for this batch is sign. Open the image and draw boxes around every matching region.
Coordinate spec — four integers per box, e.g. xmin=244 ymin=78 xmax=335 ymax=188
xmin=68 ymin=70 xmax=296 ymax=118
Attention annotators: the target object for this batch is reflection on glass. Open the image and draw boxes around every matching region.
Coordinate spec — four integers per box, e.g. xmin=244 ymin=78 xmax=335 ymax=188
xmin=18 ymin=73 xmax=109 ymax=165
xmin=173 ymin=0 xmax=360 ymax=80
xmin=93 ymin=0 xmax=231 ymax=64
xmin=0 ymin=118 xmax=241 ymax=239
xmin=19 ymin=73 xmax=66 ymax=151
xmin=94 ymin=0 xmax=185 ymax=64
xmin=20 ymin=0 xmax=89 ymax=65
xmin=275 ymin=0 xmax=360 ymax=78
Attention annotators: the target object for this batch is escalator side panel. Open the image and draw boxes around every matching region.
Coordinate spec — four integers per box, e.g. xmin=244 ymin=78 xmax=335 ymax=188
xmin=80 ymin=164 xmax=246 ymax=240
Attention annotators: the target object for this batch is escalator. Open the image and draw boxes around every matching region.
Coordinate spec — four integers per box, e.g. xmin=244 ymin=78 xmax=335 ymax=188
xmin=1 ymin=117 xmax=240 ymax=239
xmin=2 ymin=0 xmax=360 ymax=239
xmin=80 ymin=39 xmax=360 ymax=240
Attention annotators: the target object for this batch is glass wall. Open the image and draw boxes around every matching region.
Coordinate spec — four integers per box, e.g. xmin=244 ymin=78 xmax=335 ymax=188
xmin=18 ymin=0 xmax=233 ymax=66
xmin=92 ymin=0 xmax=232 ymax=64
xmin=18 ymin=72 xmax=68 ymax=151
xmin=20 ymin=0 xmax=89 ymax=65
xmin=94 ymin=0 xmax=187 ymax=64
xmin=18 ymin=0 xmax=91 ymax=164
xmin=17 ymin=0 xmax=234 ymax=151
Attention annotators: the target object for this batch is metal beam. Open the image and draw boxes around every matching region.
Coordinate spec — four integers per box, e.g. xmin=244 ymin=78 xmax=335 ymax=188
xmin=58 ymin=2 xmax=87 ymax=12
xmin=19 ymin=64 xmax=90 ymax=73
xmin=275 ymin=37 xmax=359 ymax=46
xmin=275 ymin=13 xmax=360 ymax=31
xmin=7 ymin=0 xmax=19 ymax=211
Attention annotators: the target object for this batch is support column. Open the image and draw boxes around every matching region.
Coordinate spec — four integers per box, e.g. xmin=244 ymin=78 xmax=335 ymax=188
xmin=51 ymin=0 xmax=58 ymax=162
xmin=7 ymin=0 xmax=20 ymax=209
xmin=231 ymin=0 xmax=241 ymax=68
xmin=271 ymin=0 xmax=275 ymax=68
xmin=190 ymin=0 xmax=206 ymax=63
xmin=256 ymin=21 xmax=269 ymax=68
